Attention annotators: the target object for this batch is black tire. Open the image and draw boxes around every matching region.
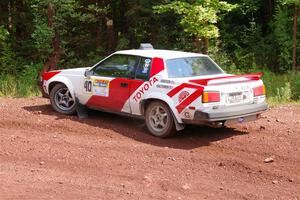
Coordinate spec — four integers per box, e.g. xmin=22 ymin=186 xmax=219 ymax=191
xmin=145 ymin=101 xmax=176 ymax=138
xmin=50 ymin=83 xmax=77 ymax=115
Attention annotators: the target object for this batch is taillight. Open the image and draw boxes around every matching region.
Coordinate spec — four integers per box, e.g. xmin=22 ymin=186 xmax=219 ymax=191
xmin=253 ymin=85 xmax=266 ymax=96
xmin=202 ymin=91 xmax=220 ymax=103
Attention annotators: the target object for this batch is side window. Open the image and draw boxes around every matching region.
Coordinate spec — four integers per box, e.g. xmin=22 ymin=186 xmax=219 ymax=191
xmin=93 ymin=54 xmax=138 ymax=78
xmin=135 ymin=57 xmax=152 ymax=80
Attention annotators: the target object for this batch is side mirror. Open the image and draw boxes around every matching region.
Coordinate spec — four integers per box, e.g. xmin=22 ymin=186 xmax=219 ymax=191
xmin=84 ymin=69 xmax=93 ymax=77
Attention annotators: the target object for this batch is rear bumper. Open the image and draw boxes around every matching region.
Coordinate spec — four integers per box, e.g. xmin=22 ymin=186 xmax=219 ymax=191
xmin=38 ymin=80 xmax=49 ymax=98
xmin=184 ymin=102 xmax=268 ymax=126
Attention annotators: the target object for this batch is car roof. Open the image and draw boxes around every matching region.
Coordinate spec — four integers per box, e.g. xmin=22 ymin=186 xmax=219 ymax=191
xmin=114 ymin=49 xmax=207 ymax=60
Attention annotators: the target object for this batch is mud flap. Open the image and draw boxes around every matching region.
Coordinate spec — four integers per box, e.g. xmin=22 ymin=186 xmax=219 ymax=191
xmin=76 ymin=99 xmax=88 ymax=119
xmin=171 ymin=112 xmax=185 ymax=131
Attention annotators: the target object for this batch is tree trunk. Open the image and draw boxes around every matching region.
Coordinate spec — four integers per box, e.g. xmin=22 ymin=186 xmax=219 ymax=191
xmin=43 ymin=2 xmax=63 ymax=72
xmin=202 ymin=37 xmax=209 ymax=55
xmin=194 ymin=37 xmax=201 ymax=53
xmin=106 ymin=18 xmax=116 ymax=54
xmin=194 ymin=37 xmax=209 ymax=54
xmin=292 ymin=4 xmax=298 ymax=71
xmin=8 ymin=0 xmax=12 ymax=31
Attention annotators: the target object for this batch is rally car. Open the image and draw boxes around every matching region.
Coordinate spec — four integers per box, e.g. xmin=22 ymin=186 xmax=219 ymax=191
xmin=40 ymin=44 xmax=268 ymax=137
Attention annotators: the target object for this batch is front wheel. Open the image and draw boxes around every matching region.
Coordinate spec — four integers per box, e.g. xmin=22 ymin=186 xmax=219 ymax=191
xmin=50 ymin=83 xmax=77 ymax=115
xmin=145 ymin=101 xmax=176 ymax=138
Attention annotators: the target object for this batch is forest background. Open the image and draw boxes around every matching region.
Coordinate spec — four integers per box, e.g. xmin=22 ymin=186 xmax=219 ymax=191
xmin=0 ymin=0 xmax=299 ymax=104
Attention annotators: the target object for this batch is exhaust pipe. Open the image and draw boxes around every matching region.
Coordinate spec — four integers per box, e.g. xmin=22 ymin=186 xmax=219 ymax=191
xmin=210 ymin=121 xmax=225 ymax=128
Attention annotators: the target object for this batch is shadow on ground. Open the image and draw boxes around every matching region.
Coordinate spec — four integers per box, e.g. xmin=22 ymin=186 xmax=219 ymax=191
xmin=23 ymin=104 xmax=248 ymax=150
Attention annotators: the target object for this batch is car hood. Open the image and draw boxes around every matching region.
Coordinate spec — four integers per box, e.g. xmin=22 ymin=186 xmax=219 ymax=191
xmin=59 ymin=67 xmax=90 ymax=75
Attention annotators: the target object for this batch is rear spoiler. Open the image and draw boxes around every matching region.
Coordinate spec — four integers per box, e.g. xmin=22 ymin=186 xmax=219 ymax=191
xmin=189 ymin=72 xmax=263 ymax=86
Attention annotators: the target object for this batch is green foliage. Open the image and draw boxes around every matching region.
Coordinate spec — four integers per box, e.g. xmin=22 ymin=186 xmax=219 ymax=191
xmin=208 ymin=40 xmax=238 ymax=72
xmin=272 ymin=5 xmax=293 ymax=71
xmin=0 ymin=63 xmax=42 ymax=97
xmin=0 ymin=0 xmax=299 ymax=102
xmin=260 ymin=70 xmax=300 ymax=104
xmin=0 ymin=44 xmax=16 ymax=74
xmin=274 ymin=82 xmax=292 ymax=103
xmin=280 ymin=0 xmax=300 ymax=6
xmin=0 ymin=26 xmax=21 ymax=75
xmin=0 ymin=75 xmax=17 ymax=97
xmin=288 ymin=72 xmax=300 ymax=100
xmin=31 ymin=22 xmax=54 ymax=57
xmin=154 ymin=0 xmax=237 ymax=39
xmin=17 ymin=63 xmax=43 ymax=96
xmin=31 ymin=0 xmax=79 ymax=61
xmin=116 ymin=34 xmax=130 ymax=50
xmin=0 ymin=25 xmax=9 ymax=42
xmin=217 ymin=67 xmax=300 ymax=104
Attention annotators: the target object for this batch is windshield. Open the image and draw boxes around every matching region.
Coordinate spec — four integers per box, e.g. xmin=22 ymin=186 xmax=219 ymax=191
xmin=166 ymin=56 xmax=224 ymax=78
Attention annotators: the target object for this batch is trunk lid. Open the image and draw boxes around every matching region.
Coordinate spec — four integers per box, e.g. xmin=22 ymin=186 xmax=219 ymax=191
xmin=188 ymin=73 xmax=264 ymax=106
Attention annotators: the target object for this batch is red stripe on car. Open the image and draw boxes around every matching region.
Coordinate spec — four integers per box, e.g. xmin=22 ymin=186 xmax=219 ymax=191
xmin=150 ymin=57 xmax=164 ymax=77
xmin=42 ymin=71 xmax=61 ymax=81
xmin=167 ymin=83 xmax=203 ymax=97
xmin=176 ymin=89 xmax=203 ymax=113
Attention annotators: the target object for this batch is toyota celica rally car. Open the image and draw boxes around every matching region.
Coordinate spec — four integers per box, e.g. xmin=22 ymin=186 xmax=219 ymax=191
xmin=40 ymin=44 xmax=268 ymax=138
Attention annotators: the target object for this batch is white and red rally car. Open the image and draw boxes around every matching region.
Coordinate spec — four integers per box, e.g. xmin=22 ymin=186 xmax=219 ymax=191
xmin=40 ymin=44 xmax=268 ymax=137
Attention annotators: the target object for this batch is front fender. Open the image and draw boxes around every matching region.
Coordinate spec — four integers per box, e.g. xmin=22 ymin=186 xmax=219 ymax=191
xmin=46 ymin=76 xmax=76 ymax=99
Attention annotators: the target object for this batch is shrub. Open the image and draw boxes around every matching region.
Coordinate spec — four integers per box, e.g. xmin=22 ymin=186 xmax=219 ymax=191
xmin=0 ymin=75 xmax=17 ymax=97
xmin=261 ymin=70 xmax=300 ymax=104
xmin=0 ymin=63 xmax=42 ymax=97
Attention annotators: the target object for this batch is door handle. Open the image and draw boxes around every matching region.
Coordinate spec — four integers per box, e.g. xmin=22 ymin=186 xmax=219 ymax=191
xmin=120 ymin=82 xmax=128 ymax=88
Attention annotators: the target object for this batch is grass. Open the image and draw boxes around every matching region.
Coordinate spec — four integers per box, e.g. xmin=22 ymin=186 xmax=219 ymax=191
xmin=0 ymin=74 xmax=41 ymax=97
xmin=262 ymin=70 xmax=300 ymax=105
xmin=267 ymin=99 xmax=300 ymax=107
xmin=226 ymin=68 xmax=300 ymax=106
xmin=0 ymin=66 xmax=299 ymax=106
xmin=0 ymin=64 xmax=41 ymax=97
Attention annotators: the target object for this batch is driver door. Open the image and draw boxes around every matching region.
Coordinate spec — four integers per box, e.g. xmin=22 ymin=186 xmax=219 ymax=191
xmin=83 ymin=54 xmax=138 ymax=113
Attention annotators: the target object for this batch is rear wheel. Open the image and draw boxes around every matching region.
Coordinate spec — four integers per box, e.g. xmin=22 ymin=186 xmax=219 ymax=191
xmin=50 ymin=83 xmax=77 ymax=115
xmin=145 ymin=101 xmax=176 ymax=138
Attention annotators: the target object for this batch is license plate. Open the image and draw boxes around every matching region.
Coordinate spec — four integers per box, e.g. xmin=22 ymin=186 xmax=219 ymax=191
xmin=227 ymin=92 xmax=243 ymax=104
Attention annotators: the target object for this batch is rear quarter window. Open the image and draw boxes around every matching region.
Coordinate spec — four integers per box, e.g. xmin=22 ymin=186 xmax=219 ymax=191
xmin=135 ymin=57 xmax=152 ymax=80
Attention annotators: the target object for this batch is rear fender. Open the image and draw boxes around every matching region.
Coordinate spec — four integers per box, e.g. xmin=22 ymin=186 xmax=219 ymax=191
xmin=141 ymin=92 xmax=183 ymax=124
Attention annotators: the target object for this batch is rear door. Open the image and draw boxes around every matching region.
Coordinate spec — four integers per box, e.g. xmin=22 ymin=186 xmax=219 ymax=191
xmin=84 ymin=54 xmax=139 ymax=112
xmin=128 ymin=57 xmax=152 ymax=113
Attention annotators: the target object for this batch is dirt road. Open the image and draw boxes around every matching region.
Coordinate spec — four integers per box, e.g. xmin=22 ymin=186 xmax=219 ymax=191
xmin=0 ymin=97 xmax=299 ymax=200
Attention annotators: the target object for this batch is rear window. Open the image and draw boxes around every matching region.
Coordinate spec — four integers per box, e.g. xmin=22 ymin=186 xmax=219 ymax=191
xmin=166 ymin=56 xmax=224 ymax=78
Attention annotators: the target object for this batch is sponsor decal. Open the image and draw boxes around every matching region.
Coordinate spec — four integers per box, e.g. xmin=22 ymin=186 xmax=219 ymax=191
xmin=184 ymin=111 xmax=192 ymax=119
xmin=133 ymin=77 xmax=159 ymax=102
xmin=93 ymin=79 xmax=110 ymax=97
xmin=84 ymin=78 xmax=110 ymax=96
xmin=160 ymin=79 xmax=175 ymax=84
xmin=178 ymin=91 xmax=190 ymax=103
xmin=142 ymin=59 xmax=151 ymax=74
xmin=176 ymin=90 xmax=203 ymax=114
xmin=156 ymin=84 xmax=173 ymax=89
xmin=167 ymin=83 xmax=204 ymax=113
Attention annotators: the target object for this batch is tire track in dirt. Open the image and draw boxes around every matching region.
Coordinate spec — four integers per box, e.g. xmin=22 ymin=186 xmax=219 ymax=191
xmin=0 ymin=97 xmax=299 ymax=199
